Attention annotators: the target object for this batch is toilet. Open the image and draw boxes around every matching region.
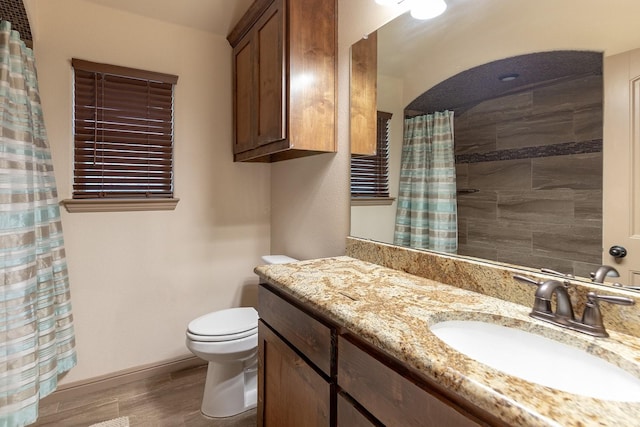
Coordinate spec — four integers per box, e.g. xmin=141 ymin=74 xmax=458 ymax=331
xmin=185 ymin=254 xmax=298 ymax=418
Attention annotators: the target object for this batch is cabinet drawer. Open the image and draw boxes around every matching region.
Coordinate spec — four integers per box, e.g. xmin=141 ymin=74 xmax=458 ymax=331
xmin=338 ymin=335 xmax=483 ymax=427
xmin=258 ymin=285 xmax=332 ymax=375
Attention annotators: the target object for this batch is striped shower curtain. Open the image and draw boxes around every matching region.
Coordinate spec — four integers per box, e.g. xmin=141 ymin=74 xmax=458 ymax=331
xmin=393 ymin=111 xmax=458 ymax=253
xmin=0 ymin=21 xmax=76 ymax=426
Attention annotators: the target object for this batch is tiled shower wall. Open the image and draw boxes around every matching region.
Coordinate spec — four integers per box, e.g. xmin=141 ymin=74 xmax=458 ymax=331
xmin=454 ymin=75 xmax=602 ymax=277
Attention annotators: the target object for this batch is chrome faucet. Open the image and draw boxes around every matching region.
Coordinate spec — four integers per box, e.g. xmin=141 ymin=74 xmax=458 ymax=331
xmin=514 ymin=274 xmax=635 ymax=337
xmin=590 ymin=265 xmax=620 ymax=283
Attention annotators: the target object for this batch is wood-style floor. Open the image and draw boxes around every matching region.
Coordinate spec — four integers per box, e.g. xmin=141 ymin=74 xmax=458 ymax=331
xmin=32 ymin=364 xmax=257 ymax=427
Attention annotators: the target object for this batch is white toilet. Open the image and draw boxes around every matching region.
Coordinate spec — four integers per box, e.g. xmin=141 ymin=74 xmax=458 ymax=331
xmin=186 ymin=254 xmax=298 ymax=418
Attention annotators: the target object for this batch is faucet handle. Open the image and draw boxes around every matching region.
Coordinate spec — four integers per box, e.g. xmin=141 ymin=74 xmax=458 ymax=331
xmin=540 ymin=268 xmax=574 ymax=279
xmin=587 ymin=292 xmax=635 ymax=306
xmin=513 ymin=275 xmax=552 ymax=313
xmin=581 ymin=292 xmax=635 ymax=337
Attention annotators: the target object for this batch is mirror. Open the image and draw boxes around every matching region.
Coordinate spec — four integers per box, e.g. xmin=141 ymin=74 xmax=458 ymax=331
xmin=350 ymin=0 xmax=640 ymax=286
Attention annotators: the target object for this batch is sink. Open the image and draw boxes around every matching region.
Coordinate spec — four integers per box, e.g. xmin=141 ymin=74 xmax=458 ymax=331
xmin=430 ymin=320 xmax=640 ymax=402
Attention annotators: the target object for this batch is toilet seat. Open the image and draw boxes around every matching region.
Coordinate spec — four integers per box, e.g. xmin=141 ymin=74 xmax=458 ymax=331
xmin=187 ymin=307 xmax=258 ymax=342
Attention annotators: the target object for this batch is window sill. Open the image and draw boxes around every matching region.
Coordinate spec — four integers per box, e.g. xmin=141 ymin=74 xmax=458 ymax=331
xmin=60 ymin=198 xmax=180 ymax=213
xmin=351 ymin=197 xmax=395 ymax=206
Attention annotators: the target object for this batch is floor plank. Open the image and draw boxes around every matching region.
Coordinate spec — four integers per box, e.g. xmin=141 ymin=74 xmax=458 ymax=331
xmin=32 ymin=365 xmax=257 ymax=427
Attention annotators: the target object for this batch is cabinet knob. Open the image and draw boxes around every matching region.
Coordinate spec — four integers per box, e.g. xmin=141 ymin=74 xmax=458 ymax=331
xmin=609 ymin=245 xmax=627 ymax=258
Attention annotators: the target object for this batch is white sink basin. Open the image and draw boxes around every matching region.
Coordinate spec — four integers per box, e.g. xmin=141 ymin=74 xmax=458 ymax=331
xmin=430 ymin=320 xmax=640 ymax=402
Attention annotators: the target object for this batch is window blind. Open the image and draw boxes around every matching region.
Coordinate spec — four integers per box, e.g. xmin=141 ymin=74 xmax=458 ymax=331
xmin=350 ymin=111 xmax=392 ymax=198
xmin=72 ymin=59 xmax=178 ymax=199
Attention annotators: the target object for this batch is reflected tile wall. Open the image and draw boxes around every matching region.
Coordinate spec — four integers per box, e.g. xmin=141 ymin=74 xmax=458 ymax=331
xmin=454 ymin=74 xmax=603 ymax=276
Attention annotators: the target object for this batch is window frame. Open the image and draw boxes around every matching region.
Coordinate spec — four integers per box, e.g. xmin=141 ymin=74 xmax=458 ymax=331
xmin=61 ymin=59 xmax=179 ymax=213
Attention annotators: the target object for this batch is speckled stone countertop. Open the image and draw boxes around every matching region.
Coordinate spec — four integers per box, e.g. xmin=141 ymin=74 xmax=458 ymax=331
xmin=255 ymin=256 xmax=640 ymax=427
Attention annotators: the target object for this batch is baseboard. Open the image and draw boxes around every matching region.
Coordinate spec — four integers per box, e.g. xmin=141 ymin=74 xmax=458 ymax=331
xmin=42 ymin=356 xmax=206 ymax=403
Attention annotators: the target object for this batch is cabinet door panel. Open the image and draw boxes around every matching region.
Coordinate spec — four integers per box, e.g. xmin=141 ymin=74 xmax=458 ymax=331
xmin=255 ymin=0 xmax=285 ymax=145
xmin=337 ymin=392 xmax=380 ymax=427
xmin=233 ymin=38 xmax=253 ymax=153
xmin=258 ymin=321 xmax=330 ymax=427
xmin=288 ymin=0 xmax=336 ymax=151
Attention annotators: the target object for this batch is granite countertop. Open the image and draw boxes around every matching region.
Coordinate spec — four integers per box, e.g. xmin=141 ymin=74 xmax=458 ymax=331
xmin=254 ymin=256 xmax=640 ymax=427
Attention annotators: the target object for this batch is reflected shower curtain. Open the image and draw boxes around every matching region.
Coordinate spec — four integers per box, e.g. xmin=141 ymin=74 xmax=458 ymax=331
xmin=393 ymin=111 xmax=457 ymax=253
xmin=0 ymin=21 xmax=76 ymax=426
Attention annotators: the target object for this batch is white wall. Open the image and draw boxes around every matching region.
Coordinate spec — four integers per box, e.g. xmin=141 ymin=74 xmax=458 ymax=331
xmin=22 ymin=0 xmax=406 ymax=385
xmin=270 ymin=0 xmax=402 ymax=259
xmin=350 ymin=74 xmax=403 ymax=244
xmin=25 ymin=0 xmax=271 ymax=384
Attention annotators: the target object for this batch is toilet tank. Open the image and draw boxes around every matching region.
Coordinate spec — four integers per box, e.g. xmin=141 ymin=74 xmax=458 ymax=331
xmin=261 ymin=255 xmax=299 ymax=265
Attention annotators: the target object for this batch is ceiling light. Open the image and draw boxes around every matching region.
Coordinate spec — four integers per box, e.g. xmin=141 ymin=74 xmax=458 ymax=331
xmin=499 ymin=73 xmax=519 ymax=82
xmin=408 ymin=0 xmax=447 ymax=20
xmin=374 ymin=0 xmax=447 ymax=20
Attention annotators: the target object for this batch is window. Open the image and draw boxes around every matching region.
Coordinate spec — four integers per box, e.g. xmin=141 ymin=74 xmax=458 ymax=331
xmin=62 ymin=59 xmax=179 ymax=212
xmin=350 ymin=111 xmax=393 ymax=205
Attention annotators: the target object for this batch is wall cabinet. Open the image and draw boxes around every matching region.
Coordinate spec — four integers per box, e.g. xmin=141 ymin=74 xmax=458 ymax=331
xmin=350 ymin=32 xmax=378 ymax=156
xmin=258 ymin=283 xmax=504 ymax=427
xmin=227 ymin=0 xmax=337 ymax=162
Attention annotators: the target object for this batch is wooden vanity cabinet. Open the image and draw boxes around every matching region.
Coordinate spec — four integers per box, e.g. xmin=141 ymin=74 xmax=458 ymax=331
xmin=257 ymin=284 xmax=334 ymax=426
xmin=227 ymin=0 xmax=337 ymax=162
xmin=258 ymin=283 xmax=504 ymax=427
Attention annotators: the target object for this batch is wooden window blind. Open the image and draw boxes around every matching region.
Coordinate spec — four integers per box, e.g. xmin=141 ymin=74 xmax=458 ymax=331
xmin=351 ymin=111 xmax=392 ymax=198
xmin=72 ymin=59 xmax=178 ymax=199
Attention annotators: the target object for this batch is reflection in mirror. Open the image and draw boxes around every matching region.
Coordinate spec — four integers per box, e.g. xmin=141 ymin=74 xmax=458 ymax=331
xmin=349 ymin=0 xmax=640 ymax=286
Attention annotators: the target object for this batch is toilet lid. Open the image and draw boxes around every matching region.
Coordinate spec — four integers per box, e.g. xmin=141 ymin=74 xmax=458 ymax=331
xmin=188 ymin=307 xmax=258 ymax=337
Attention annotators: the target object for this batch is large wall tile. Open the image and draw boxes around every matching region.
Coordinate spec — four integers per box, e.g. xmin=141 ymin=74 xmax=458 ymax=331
xmin=574 ymin=189 xmax=603 ymax=223
xmin=462 ymin=92 xmax=532 ymax=126
xmin=454 ymin=122 xmax=497 ymax=155
xmin=467 ymin=219 xmax=532 ymax=250
xmin=532 ymin=75 xmax=602 ymax=114
xmin=532 ymin=225 xmax=602 ymax=264
xmin=497 ymin=249 xmax=576 ymax=275
xmin=467 ymin=159 xmax=531 ymax=190
xmin=498 ymin=190 xmax=575 ymax=224
xmin=496 ymin=110 xmax=574 ymax=150
xmin=532 ymin=152 xmax=602 ymax=190
xmin=574 ymin=106 xmax=603 ymax=141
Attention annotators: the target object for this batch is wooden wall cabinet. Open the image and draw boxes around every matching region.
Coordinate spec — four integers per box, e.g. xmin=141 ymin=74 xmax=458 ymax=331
xmin=350 ymin=32 xmax=378 ymax=156
xmin=227 ymin=0 xmax=337 ymax=162
xmin=258 ymin=283 xmax=504 ymax=427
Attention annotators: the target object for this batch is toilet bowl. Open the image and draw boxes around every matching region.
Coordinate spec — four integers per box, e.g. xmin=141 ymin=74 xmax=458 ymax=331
xmin=186 ymin=255 xmax=298 ymax=418
xmin=185 ymin=307 xmax=259 ymax=418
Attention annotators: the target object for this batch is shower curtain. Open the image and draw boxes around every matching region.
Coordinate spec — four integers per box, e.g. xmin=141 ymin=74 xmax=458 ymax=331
xmin=0 ymin=21 xmax=76 ymax=426
xmin=393 ymin=110 xmax=458 ymax=253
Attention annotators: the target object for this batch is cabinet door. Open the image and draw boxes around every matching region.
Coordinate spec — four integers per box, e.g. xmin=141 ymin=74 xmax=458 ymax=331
xmin=254 ymin=0 xmax=286 ymax=146
xmin=232 ymin=35 xmax=254 ymax=154
xmin=258 ymin=321 xmax=330 ymax=427
xmin=350 ymin=32 xmax=377 ymax=156
xmin=337 ymin=392 xmax=380 ymax=427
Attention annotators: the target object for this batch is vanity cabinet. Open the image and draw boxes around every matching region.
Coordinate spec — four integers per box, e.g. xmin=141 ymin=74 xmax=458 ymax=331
xmin=257 ymin=284 xmax=334 ymax=426
xmin=258 ymin=283 xmax=502 ymax=427
xmin=227 ymin=0 xmax=337 ymax=162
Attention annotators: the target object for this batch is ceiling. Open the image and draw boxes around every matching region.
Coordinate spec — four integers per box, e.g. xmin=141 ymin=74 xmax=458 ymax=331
xmin=82 ymin=0 xmax=254 ymax=36
xmin=406 ymin=51 xmax=603 ymax=115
